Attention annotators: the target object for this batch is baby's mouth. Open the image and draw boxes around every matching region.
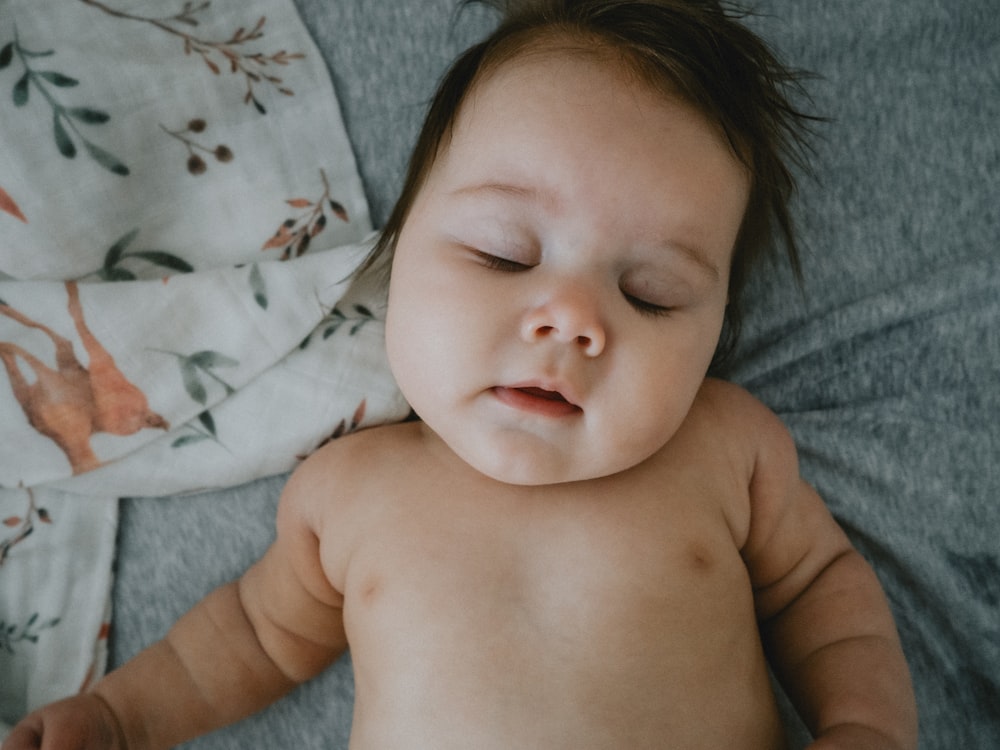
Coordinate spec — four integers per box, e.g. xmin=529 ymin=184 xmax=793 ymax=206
xmin=492 ymin=386 xmax=582 ymax=417
xmin=518 ymin=387 xmax=569 ymax=402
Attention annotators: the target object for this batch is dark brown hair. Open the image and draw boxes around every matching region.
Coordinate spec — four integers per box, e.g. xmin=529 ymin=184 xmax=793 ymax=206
xmin=365 ymin=0 xmax=817 ymax=371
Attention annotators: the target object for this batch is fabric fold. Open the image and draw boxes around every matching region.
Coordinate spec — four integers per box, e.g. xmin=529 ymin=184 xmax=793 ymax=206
xmin=0 ymin=0 xmax=402 ymax=720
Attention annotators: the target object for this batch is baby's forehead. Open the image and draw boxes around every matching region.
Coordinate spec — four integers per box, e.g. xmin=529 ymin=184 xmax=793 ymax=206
xmin=445 ymin=39 xmax=729 ymax=165
xmin=472 ymin=31 xmax=673 ymax=99
xmin=455 ymin=34 xmax=718 ymax=149
xmin=422 ymin=40 xmax=750 ymax=252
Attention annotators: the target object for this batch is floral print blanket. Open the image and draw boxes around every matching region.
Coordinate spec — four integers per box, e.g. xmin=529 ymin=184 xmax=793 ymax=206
xmin=0 ymin=0 xmax=407 ymax=728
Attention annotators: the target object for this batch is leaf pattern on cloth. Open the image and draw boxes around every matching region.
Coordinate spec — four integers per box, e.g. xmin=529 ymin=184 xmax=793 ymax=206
xmin=0 ymin=490 xmax=52 ymax=568
xmin=298 ymin=398 xmax=367 ymax=459
xmin=0 ymin=34 xmax=128 ymax=176
xmin=155 ymin=349 xmax=239 ymax=450
xmin=262 ymin=169 xmax=351 ymax=260
xmin=79 ymin=0 xmax=305 ymax=115
xmin=0 ymin=186 xmax=28 ymax=223
xmin=1 ymin=0 xmax=395 ymax=722
xmin=0 ymin=612 xmax=62 ymax=655
xmin=253 ymin=168 xmax=355 ymax=307
xmin=299 ymin=302 xmax=376 ymax=349
xmin=159 ymin=118 xmax=235 ymax=176
xmin=90 ymin=229 xmax=195 ymax=282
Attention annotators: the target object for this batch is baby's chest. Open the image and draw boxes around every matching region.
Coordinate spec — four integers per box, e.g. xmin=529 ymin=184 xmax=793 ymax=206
xmin=341 ymin=497 xmax=754 ymax=680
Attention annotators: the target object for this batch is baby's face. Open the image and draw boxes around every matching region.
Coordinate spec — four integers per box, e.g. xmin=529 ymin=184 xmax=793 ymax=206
xmin=386 ymin=50 xmax=749 ymax=485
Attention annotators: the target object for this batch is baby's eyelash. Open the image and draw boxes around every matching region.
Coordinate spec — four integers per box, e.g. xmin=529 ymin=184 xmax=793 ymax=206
xmin=473 ymin=250 xmax=531 ymax=272
xmin=623 ymin=292 xmax=672 ymax=318
xmin=467 ymin=245 xmax=672 ymax=316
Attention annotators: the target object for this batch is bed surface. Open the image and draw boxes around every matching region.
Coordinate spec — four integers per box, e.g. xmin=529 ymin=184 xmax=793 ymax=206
xmin=6 ymin=0 xmax=997 ymax=747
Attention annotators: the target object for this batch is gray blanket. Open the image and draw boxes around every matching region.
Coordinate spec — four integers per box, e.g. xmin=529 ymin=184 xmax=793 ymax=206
xmin=111 ymin=1 xmax=1000 ymax=747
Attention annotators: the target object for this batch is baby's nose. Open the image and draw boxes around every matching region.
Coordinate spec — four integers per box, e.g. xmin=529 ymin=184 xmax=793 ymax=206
xmin=520 ymin=285 xmax=606 ymax=357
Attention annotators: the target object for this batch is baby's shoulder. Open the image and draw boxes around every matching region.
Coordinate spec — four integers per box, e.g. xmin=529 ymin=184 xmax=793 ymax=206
xmin=278 ymin=422 xmax=419 ymax=523
xmin=308 ymin=419 xmax=417 ymax=469
xmin=690 ymin=378 xmax=789 ymax=441
xmin=683 ymin=378 xmax=798 ymax=476
xmin=695 ymin=378 xmax=802 ymax=488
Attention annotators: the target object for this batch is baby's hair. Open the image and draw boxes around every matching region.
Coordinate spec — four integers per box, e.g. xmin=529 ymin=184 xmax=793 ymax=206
xmin=365 ymin=0 xmax=818 ymax=370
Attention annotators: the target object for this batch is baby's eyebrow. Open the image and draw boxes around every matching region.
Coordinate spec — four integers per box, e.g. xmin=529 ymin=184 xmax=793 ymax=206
xmin=657 ymin=240 xmax=721 ymax=282
xmin=450 ymin=180 xmax=561 ymax=213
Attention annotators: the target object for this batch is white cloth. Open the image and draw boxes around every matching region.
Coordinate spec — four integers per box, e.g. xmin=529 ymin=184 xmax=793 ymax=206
xmin=0 ymin=0 xmax=406 ymax=725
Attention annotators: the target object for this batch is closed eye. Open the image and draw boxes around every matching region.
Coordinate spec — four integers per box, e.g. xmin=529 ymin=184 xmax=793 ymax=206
xmin=623 ymin=291 xmax=673 ymax=318
xmin=471 ymin=249 xmax=533 ymax=273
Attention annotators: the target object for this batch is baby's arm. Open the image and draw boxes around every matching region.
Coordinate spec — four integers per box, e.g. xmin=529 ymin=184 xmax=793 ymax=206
xmin=2 ymin=453 xmax=347 ymax=750
xmin=738 ymin=401 xmax=918 ymax=750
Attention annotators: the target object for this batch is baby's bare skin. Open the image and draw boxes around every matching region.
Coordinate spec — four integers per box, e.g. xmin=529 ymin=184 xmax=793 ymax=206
xmin=325 ymin=382 xmax=786 ymax=749
xmin=3 ymin=380 xmax=913 ymax=750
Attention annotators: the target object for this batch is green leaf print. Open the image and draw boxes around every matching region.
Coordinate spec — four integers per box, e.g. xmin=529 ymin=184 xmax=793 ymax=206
xmin=84 ymin=140 xmax=129 ymax=176
xmin=104 ymin=229 xmax=139 ymax=269
xmin=38 ymin=70 xmax=78 ymax=87
xmin=171 ymin=409 xmax=223 ymax=450
xmin=249 ymin=263 xmax=268 ymax=309
xmin=154 ymin=348 xmax=240 ymax=452
xmin=12 ymin=71 xmax=28 ymax=106
xmin=158 ymin=349 xmax=238 ymax=408
xmin=181 ymin=361 xmax=208 ymax=404
xmin=172 ymin=433 xmax=209 ymax=449
xmin=1 ymin=31 xmax=129 ymax=176
xmin=97 ymin=229 xmax=193 ymax=280
xmin=0 ymin=613 xmax=61 ymax=655
xmin=53 ymin=113 xmax=76 ymax=157
xmin=198 ymin=410 xmax=217 ymax=437
xmin=188 ymin=350 xmax=239 ymax=370
xmin=67 ymin=106 xmax=110 ymax=124
xmin=124 ymin=250 xmax=194 ymax=274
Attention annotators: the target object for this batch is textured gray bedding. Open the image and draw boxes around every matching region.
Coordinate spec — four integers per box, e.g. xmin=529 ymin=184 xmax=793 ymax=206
xmin=111 ymin=1 xmax=1000 ymax=747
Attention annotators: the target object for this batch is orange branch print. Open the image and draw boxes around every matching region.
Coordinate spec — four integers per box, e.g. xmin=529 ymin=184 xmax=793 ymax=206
xmin=1 ymin=488 xmax=52 ymax=567
xmin=262 ymin=169 xmax=350 ymax=260
xmin=0 ymin=186 xmax=27 ymax=223
xmin=79 ymin=0 xmax=304 ymax=113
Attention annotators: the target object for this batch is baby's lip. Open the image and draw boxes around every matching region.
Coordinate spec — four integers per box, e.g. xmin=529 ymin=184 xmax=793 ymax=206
xmin=492 ymin=382 xmax=583 ymax=417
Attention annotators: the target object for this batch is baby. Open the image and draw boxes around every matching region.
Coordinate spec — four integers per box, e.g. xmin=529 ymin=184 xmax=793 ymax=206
xmin=3 ymin=1 xmax=918 ymax=748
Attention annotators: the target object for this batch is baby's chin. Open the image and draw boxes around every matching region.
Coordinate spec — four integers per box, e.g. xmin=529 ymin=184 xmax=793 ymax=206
xmin=455 ymin=442 xmax=649 ymax=488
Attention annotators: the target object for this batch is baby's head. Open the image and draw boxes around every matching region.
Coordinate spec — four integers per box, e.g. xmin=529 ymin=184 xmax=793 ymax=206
xmin=371 ymin=0 xmax=815 ymax=369
xmin=378 ymin=0 xmax=815 ymax=485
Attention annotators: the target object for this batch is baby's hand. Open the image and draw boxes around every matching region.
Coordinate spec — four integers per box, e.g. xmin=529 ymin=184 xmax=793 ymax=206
xmin=2 ymin=694 xmax=127 ymax=750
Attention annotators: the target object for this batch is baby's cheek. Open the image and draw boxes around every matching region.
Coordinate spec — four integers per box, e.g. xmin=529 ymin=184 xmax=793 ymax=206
xmin=613 ymin=378 xmax=692 ymax=458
